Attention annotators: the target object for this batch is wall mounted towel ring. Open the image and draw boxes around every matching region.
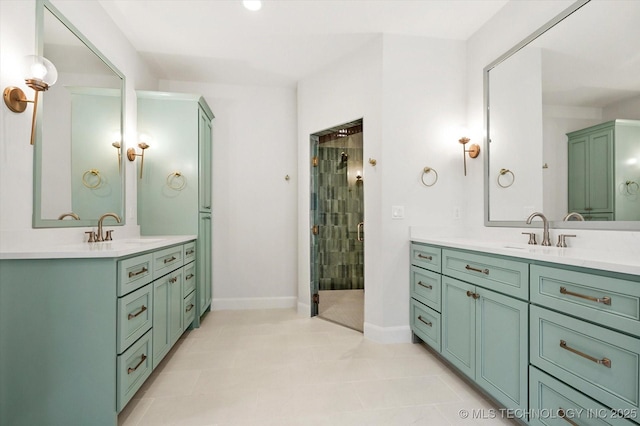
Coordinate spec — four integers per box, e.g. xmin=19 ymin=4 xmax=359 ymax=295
xmin=82 ymin=169 xmax=102 ymax=189
xmin=421 ymin=167 xmax=438 ymax=187
xmin=497 ymin=168 xmax=515 ymax=188
xmin=166 ymin=171 xmax=186 ymax=190
xmin=625 ymin=180 xmax=639 ymax=195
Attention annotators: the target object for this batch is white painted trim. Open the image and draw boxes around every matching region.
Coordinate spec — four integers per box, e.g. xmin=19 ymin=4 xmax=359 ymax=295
xmin=211 ymin=297 xmax=297 ymax=311
xmin=297 ymin=301 xmax=311 ymax=317
xmin=363 ymin=322 xmax=412 ymax=344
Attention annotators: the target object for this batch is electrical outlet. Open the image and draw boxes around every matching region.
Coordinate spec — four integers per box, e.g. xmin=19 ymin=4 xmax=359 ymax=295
xmin=453 ymin=206 xmax=461 ymax=220
xmin=391 ymin=206 xmax=405 ymax=219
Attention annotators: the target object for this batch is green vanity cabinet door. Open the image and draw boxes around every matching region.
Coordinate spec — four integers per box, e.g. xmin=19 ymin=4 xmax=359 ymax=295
xmin=442 ymin=276 xmax=528 ymax=413
xmin=475 ymin=286 xmax=528 ymax=413
xmin=199 ymin=104 xmax=213 ymax=212
xmin=137 ymin=91 xmax=214 ymax=329
xmin=153 ymin=267 xmax=184 ymax=369
xmin=568 ymin=123 xmax=614 ymax=215
xmin=197 ymin=213 xmax=213 ymax=319
xmin=442 ymin=276 xmax=476 ymax=379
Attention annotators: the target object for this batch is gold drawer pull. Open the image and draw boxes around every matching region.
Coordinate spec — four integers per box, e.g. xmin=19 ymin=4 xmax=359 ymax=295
xmin=186 ymin=249 xmax=195 ymax=255
xmin=559 ymin=286 xmax=611 ymax=305
xmin=128 ymin=305 xmax=147 ymax=320
xmin=559 ymin=340 xmax=611 ymax=368
xmin=186 ymin=273 xmax=194 ymax=280
xmin=417 ymin=281 xmax=432 ymax=290
xmin=128 ymin=267 xmax=148 ymax=278
xmin=557 ymin=408 xmax=579 ymax=426
xmin=417 ymin=254 xmax=432 ymax=260
xmin=417 ymin=315 xmax=432 ymax=327
xmin=186 ymin=303 xmax=195 ymax=313
xmin=169 ymin=276 xmax=178 ymax=284
xmin=465 ymin=265 xmax=489 ymax=275
xmin=164 ymin=256 xmax=177 ymax=264
xmin=127 ymin=354 xmax=147 ymax=374
xmin=466 ymin=290 xmax=480 ymax=299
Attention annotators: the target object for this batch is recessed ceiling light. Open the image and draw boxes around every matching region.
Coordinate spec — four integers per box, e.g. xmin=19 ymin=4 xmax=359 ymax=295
xmin=243 ymin=0 xmax=262 ymax=11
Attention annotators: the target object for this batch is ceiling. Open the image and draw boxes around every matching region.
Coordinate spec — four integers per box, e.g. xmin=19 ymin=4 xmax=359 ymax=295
xmin=98 ymin=0 xmax=508 ymax=88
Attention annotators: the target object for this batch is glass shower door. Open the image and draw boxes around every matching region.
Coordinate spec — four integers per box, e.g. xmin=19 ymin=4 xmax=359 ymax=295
xmin=310 ymin=121 xmax=364 ymax=331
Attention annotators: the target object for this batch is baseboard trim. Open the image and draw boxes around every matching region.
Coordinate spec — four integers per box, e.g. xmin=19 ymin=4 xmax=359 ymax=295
xmin=363 ymin=322 xmax=412 ymax=343
xmin=297 ymin=302 xmax=311 ymax=317
xmin=211 ymin=296 xmax=297 ymax=311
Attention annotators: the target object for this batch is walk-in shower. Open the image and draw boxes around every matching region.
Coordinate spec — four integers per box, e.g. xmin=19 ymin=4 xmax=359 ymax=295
xmin=310 ymin=119 xmax=364 ymax=331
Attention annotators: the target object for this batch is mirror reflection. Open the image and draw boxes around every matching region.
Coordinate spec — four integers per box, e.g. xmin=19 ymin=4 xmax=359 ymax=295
xmin=34 ymin=0 xmax=125 ymax=228
xmin=486 ymin=0 xmax=640 ymax=228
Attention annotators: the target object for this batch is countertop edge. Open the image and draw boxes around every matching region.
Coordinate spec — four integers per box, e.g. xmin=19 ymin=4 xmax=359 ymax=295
xmin=0 ymin=235 xmax=198 ymax=260
xmin=411 ymin=236 xmax=640 ymax=277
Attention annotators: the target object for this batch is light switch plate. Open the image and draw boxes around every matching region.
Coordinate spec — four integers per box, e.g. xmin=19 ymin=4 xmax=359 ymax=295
xmin=392 ymin=206 xmax=405 ymax=219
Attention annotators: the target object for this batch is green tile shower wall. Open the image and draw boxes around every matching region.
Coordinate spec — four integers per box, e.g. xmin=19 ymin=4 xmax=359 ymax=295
xmin=317 ymin=141 xmax=364 ymax=290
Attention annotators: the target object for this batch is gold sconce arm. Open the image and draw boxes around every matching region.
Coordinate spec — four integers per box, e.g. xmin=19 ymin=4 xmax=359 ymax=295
xmin=127 ymin=142 xmax=150 ymax=179
xmin=3 ymin=56 xmax=58 ymax=146
xmin=458 ymin=136 xmax=480 ymax=176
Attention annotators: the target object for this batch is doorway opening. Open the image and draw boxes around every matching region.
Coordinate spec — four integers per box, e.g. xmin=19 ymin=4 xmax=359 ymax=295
xmin=310 ymin=119 xmax=364 ymax=332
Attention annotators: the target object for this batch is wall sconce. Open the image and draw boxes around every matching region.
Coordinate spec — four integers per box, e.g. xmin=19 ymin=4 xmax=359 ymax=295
xmin=112 ymin=142 xmax=122 ymax=172
xmin=3 ymin=55 xmax=58 ymax=145
xmin=459 ymin=136 xmax=480 ymax=176
xmin=356 ymin=171 xmax=363 ymax=185
xmin=127 ymin=142 xmax=150 ymax=178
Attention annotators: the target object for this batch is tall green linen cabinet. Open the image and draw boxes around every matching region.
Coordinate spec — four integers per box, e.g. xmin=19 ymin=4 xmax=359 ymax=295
xmin=136 ymin=91 xmax=214 ymax=326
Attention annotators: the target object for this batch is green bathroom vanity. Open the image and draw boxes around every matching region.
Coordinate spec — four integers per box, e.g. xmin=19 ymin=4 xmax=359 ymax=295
xmin=0 ymin=236 xmax=196 ymax=426
xmin=410 ymin=238 xmax=640 ymax=425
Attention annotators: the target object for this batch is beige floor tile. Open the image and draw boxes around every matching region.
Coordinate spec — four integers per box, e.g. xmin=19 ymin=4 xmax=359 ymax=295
xmin=121 ymin=309 xmax=521 ymax=426
xmin=139 ymin=369 xmax=201 ymax=398
xmin=352 ymin=375 xmax=461 ymax=409
xmin=117 ymin=397 xmax=153 ymax=426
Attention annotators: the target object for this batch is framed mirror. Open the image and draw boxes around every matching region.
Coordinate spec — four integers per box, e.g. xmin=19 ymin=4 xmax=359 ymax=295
xmin=33 ymin=0 xmax=125 ymax=228
xmin=484 ymin=0 xmax=640 ymax=230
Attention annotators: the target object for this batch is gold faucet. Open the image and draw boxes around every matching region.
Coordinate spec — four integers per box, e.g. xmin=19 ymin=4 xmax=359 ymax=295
xmin=526 ymin=212 xmax=551 ymax=246
xmin=95 ymin=213 xmax=121 ymax=242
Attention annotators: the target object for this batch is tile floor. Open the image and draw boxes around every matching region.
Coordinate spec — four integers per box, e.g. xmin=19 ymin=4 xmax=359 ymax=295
xmin=118 ymin=309 xmax=520 ymax=426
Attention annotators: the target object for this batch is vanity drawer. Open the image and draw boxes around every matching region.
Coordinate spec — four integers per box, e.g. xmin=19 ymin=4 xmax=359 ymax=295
xmin=184 ymin=241 xmax=196 ymax=264
xmin=118 ymin=253 xmax=153 ymax=296
xmin=411 ymin=298 xmax=441 ymax=352
xmin=410 ymin=243 xmax=441 ymax=273
xmin=530 ymin=306 xmax=640 ymax=414
xmin=117 ymin=284 xmax=153 ymax=354
xmin=184 ymin=290 xmax=196 ymax=330
xmin=531 ymin=265 xmax=640 ymax=338
xmin=442 ymin=249 xmax=528 ymax=300
xmin=117 ymin=329 xmax=153 ymax=412
xmin=410 ymin=265 xmax=441 ymax=311
xmin=530 ymin=367 xmax=637 ymax=426
xmin=153 ymin=245 xmax=184 ymax=278
xmin=183 ymin=261 xmax=197 ymax=297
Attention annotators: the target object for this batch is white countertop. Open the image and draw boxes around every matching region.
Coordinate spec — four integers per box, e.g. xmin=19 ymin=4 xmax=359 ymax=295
xmin=0 ymin=235 xmax=197 ymax=260
xmin=411 ymin=235 xmax=640 ymax=276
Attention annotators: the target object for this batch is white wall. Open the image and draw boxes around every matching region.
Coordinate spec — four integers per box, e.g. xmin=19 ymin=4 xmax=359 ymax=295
xmin=0 ymin=0 xmax=156 ymax=249
xmin=298 ymin=34 xmax=468 ymax=342
xmin=488 ymin=46 xmax=543 ymax=220
xmin=160 ymin=80 xmax=298 ymax=309
xmin=464 ymin=0 xmax=575 ymax=230
xmin=297 ymin=36 xmax=384 ymax=327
